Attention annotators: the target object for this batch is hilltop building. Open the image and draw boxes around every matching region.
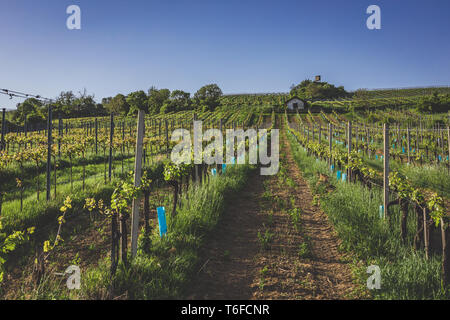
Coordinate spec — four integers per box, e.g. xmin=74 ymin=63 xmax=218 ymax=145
xmin=286 ymin=96 xmax=306 ymax=111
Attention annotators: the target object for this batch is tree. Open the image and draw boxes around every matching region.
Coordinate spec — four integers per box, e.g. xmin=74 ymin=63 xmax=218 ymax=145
xmin=104 ymin=94 xmax=130 ymax=115
xmin=161 ymin=90 xmax=191 ymax=113
xmin=52 ymin=90 xmax=106 ymax=118
xmin=102 ymin=97 xmax=112 ymax=106
xmin=53 ymin=91 xmax=76 ymax=118
xmin=126 ymin=90 xmax=148 ymax=115
xmin=12 ymin=98 xmax=45 ymax=125
xmin=194 ymin=84 xmax=223 ymax=112
xmin=290 ymin=80 xmax=348 ymax=100
xmin=148 ymin=87 xmax=170 ymax=114
xmin=72 ymin=90 xmax=99 ymax=117
xmin=416 ymin=92 xmax=450 ymax=113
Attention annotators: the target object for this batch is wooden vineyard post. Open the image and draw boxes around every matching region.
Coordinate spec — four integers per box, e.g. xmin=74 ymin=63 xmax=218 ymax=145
xmin=441 ymin=127 xmax=444 ymax=163
xmin=24 ymin=115 xmax=28 ymax=137
xmin=1 ymin=108 xmax=5 ymax=151
xmin=383 ymin=123 xmax=389 ymax=220
xmin=448 ymin=124 xmax=450 ymax=174
xmin=121 ymin=121 xmax=126 ymax=174
xmin=344 ymin=125 xmax=347 ymax=148
xmin=415 ymin=125 xmax=418 ymax=152
xmin=307 ymin=125 xmax=310 ymax=145
xmin=441 ymin=218 xmax=450 ymax=288
xmin=131 ymin=109 xmax=145 ymax=258
xmin=329 ymin=123 xmax=332 ymax=165
xmin=109 ymin=114 xmax=114 ymax=182
xmin=58 ymin=117 xmax=63 ymax=158
xmin=46 ymin=106 xmax=52 ymax=202
xmin=95 ymin=118 xmax=98 ymax=155
xmin=424 ymin=207 xmax=430 ymax=259
xmin=318 ymin=125 xmax=322 ymax=144
xmin=194 ymin=113 xmax=199 ymax=183
xmin=407 ymin=124 xmax=411 ymax=164
xmin=165 ymin=119 xmax=169 ymax=158
xmin=420 ymin=118 xmax=423 ymax=144
xmin=347 ymin=121 xmax=352 ymax=180
xmin=218 ymin=119 xmax=223 ymax=174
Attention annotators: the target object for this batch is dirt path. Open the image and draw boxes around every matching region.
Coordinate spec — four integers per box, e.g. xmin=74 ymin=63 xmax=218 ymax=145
xmin=185 ymin=128 xmax=358 ymax=300
xmin=185 ymin=171 xmax=267 ymax=299
xmin=280 ymin=131 xmax=357 ymax=299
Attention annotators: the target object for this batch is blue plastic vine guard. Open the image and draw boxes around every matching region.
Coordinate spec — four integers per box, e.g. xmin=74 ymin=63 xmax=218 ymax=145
xmin=342 ymin=173 xmax=347 ymax=182
xmin=157 ymin=207 xmax=167 ymax=237
xmin=337 ymin=170 xmax=342 ymax=181
xmin=222 ymin=163 xmax=227 ymax=173
xmin=211 ymin=168 xmax=217 ymax=176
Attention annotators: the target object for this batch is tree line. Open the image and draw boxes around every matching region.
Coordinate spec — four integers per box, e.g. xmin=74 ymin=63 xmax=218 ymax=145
xmin=9 ymin=84 xmax=223 ymax=126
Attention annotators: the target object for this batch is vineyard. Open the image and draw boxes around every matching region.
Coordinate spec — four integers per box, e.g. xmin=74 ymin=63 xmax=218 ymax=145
xmin=0 ymin=92 xmax=449 ymax=300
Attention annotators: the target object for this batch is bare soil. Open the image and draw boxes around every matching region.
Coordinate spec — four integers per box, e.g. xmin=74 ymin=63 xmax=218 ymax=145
xmin=185 ymin=129 xmax=358 ymax=300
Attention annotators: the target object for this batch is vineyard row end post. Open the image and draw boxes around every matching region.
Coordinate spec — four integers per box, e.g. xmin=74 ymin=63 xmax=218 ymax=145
xmin=218 ymin=118 xmax=223 ymax=174
xmin=347 ymin=121 xmax=352 ymax=180
xmin=329 ymin=123 xmax=332 ymax=165
xmin=383 ymin=123 xmax=390 ymax=220
xmin=109 ymin=114 xmax=114 ymax=182
xmin=1 ymin=108 xmax=5 ymax=150
xmin=193 ymin=113 xmax=199 ymax=183
xmin=131 ymin=109 xmax=145 ymax=258
xmin=46 ymin=106 xmax=53 ymax=202
xmin=58 ymin=117 xmax=63 ymax=158
xmin=95 ymin=118 xmax=98 ymax=155
xmin=165 ymin=119 xmax=169 ymax=158
xmin=407 ymin=124 xmax=411 ymax=164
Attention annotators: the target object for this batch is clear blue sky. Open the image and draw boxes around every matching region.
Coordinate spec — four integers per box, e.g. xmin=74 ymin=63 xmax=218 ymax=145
xmin=1 ymin=0 xmax=449 ymax=109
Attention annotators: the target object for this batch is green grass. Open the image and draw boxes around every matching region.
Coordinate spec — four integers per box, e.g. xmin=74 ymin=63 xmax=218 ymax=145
xmin=1 ymin=173 xmax=116 ymax=234
xmin=257 ymin=227 xmax=274 ymax=251
xmin=363 ymin=155 xmax=450 ymax=199
xmin=75 ymin=163 xmax=256 ymax=299
xmin=0 ymin=152 xmax=144 ymax=204
xmin=297 ymin=242 xmax=311 ymax=259
xmin=287 ymin=128 xmax=449 ymax=300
